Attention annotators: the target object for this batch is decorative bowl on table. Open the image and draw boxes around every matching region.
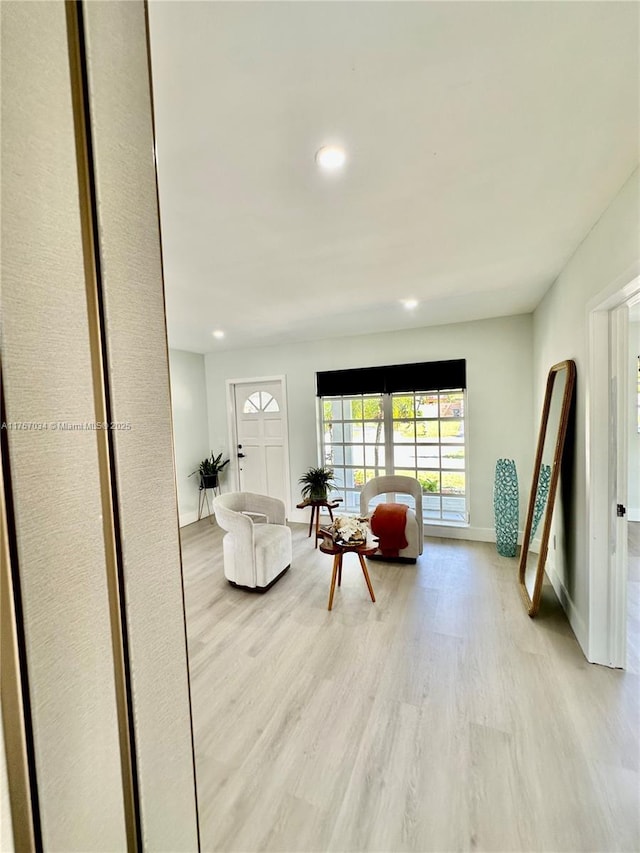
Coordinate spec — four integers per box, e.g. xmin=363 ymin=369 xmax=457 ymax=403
xmin=328 ymin=515 xmax=369 ymax=545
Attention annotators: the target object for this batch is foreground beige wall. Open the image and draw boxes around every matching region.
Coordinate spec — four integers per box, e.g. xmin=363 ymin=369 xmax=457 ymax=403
xmin=83 ymin=4 xmax=199 ymax=847
xmin=2 ymin=2 xmax=199 ymax=846
xmin=2 ymin=2 xmax=128 ymax=846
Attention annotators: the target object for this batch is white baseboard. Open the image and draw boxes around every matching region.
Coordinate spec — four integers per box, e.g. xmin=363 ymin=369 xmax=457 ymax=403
xmin=424 ymin=524 xmax=496 ymax=543
xmin=546 ymin=562 xmax=588 ymax=656
xmin=628 ymin=507 xmax=640 ymax=522
xmin=179 ymin=509 xmax=200 ymax=528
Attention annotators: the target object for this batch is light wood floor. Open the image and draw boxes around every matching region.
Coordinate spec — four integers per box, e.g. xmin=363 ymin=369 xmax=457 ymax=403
xmin=181 ymin=519 xmax=640 ymax=853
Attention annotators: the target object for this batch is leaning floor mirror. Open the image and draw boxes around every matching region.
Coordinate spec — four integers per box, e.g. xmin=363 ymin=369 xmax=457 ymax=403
xmin=518 ymin=359 xmax=576 ymax=616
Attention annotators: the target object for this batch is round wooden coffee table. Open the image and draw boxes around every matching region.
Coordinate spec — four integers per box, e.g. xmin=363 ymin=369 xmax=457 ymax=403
xmin=318 ymin=533 xmax=377 ymax=611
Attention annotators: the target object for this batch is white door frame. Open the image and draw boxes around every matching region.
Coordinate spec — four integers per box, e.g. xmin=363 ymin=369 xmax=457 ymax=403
xmin=225 ymin=375 xmax=293 ymax=514
xmin=587 ymin=265 xmax=640 ymax=667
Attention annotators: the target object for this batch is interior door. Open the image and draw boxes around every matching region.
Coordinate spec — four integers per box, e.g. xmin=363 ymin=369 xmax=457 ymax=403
xmin=610 ymin=303 xmax=629 ymax=665
xmin=233 ymin=380 xmax=289 ymax=506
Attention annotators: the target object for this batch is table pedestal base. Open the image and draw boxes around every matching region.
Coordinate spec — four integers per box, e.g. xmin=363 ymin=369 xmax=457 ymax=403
xmin=319 ymin=534 xmax=377 ymax=611
xmin=327 ymin=551 xmax=376 ymax=611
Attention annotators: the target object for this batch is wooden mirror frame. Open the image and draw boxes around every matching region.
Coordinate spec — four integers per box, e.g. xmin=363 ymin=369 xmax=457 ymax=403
xmin=518 ymin=359 xmax=576 ymax=616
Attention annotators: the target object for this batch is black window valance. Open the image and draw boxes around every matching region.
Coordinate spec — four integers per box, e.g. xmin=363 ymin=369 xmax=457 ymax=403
xmin=316 ymin=359 xmax=466 ymax=397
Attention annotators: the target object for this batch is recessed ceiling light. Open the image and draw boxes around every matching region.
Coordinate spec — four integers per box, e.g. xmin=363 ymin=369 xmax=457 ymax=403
xmin=402 ymin=299 xmax=418 ymax=310
xmin=212 ymin=329 xmax=225 ymax=339
xmin=316 ymin=145 xmax=347 ymax=172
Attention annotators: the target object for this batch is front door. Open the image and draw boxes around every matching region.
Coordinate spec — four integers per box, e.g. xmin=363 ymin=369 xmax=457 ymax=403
xmin=232 ymin=379 xmax=290 ymax=507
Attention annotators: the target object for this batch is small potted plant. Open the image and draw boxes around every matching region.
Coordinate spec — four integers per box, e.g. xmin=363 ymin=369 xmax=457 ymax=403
xmin=299 ymin=465 xmax=336 ymax=501
xmin=190 ymin=452 xmax=230 ymax=490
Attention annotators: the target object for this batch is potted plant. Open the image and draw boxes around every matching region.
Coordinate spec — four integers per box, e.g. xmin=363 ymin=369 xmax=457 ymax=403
xmin=299 ymin=465 xmax=336 ymax=501
xmin=190 ymin=452 xmax=230 ymax=490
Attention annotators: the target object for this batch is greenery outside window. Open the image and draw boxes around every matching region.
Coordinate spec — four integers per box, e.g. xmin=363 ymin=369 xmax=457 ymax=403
xmin=320 ymin=388 xmax=467 ymax=524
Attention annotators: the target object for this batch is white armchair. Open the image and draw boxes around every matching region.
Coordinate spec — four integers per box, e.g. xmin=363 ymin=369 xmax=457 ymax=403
xmin=360 ymin=475 xmax=424 ymax=562
xmin=213 ymin=492 xmax=292 ymax=591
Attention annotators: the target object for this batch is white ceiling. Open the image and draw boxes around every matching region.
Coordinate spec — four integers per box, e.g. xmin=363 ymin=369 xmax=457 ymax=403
xmin=147 ymin=1 xmax=639 ymax=354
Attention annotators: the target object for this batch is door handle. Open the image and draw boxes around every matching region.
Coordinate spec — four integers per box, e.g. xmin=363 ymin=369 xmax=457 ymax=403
xmin=238 ymin=452 xmax=246 ymax=458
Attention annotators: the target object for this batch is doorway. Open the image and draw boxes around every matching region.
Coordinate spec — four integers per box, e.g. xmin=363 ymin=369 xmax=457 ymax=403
xmin=626 ymin=303 xmax=640 ymax=673
xmin=226 ymin=377 xmax=292 ymax=512
xmin=588 ymin=274 xmax=640 ymax=668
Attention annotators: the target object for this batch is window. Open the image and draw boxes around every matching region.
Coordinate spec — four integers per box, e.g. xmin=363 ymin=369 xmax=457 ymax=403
xmin=320 ymin=390 xmax=467 ymax=523
xmin=243 ymin=391 xmax=279 ymax=414
xmin=322 ymin=395 xmax=385 ymax=513
xmin=317 ymin=361 xmax=468 ymax=525
xmin=389 ymin=390 xmax=466 ymax=522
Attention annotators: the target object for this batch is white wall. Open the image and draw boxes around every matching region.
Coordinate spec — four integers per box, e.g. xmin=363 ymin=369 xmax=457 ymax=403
xmin=533 ymin=168 xmax=640 ymax=652
xmin=629 ymin=321 xmax=640 ymax=521
xmin=205 ymin=314 xmax=533 ymax=540
xmin=169 ymin=349 xmax=211 ymax=525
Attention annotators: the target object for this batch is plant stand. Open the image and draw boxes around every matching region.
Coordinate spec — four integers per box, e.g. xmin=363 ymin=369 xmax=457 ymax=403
xmin=198 ymin=483 xmax=220 ymax=524
xmin=296 ymin=497 xmax=342 ymax=547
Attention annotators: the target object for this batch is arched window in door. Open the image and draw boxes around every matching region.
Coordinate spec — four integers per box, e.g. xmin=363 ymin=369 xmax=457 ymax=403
xmin=243 ymin=391 xmax=280 ymax=414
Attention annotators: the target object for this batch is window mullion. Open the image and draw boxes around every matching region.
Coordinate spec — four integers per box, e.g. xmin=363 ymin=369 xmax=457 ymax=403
xmin=383 ymin=394 xmax=393 ymax=478
xmin=437 ymin=390 xmax=443 ymax=519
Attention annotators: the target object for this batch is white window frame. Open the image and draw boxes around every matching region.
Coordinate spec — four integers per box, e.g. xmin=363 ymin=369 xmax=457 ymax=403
xmin=318 ymin=388 xmax=469 ymax=525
